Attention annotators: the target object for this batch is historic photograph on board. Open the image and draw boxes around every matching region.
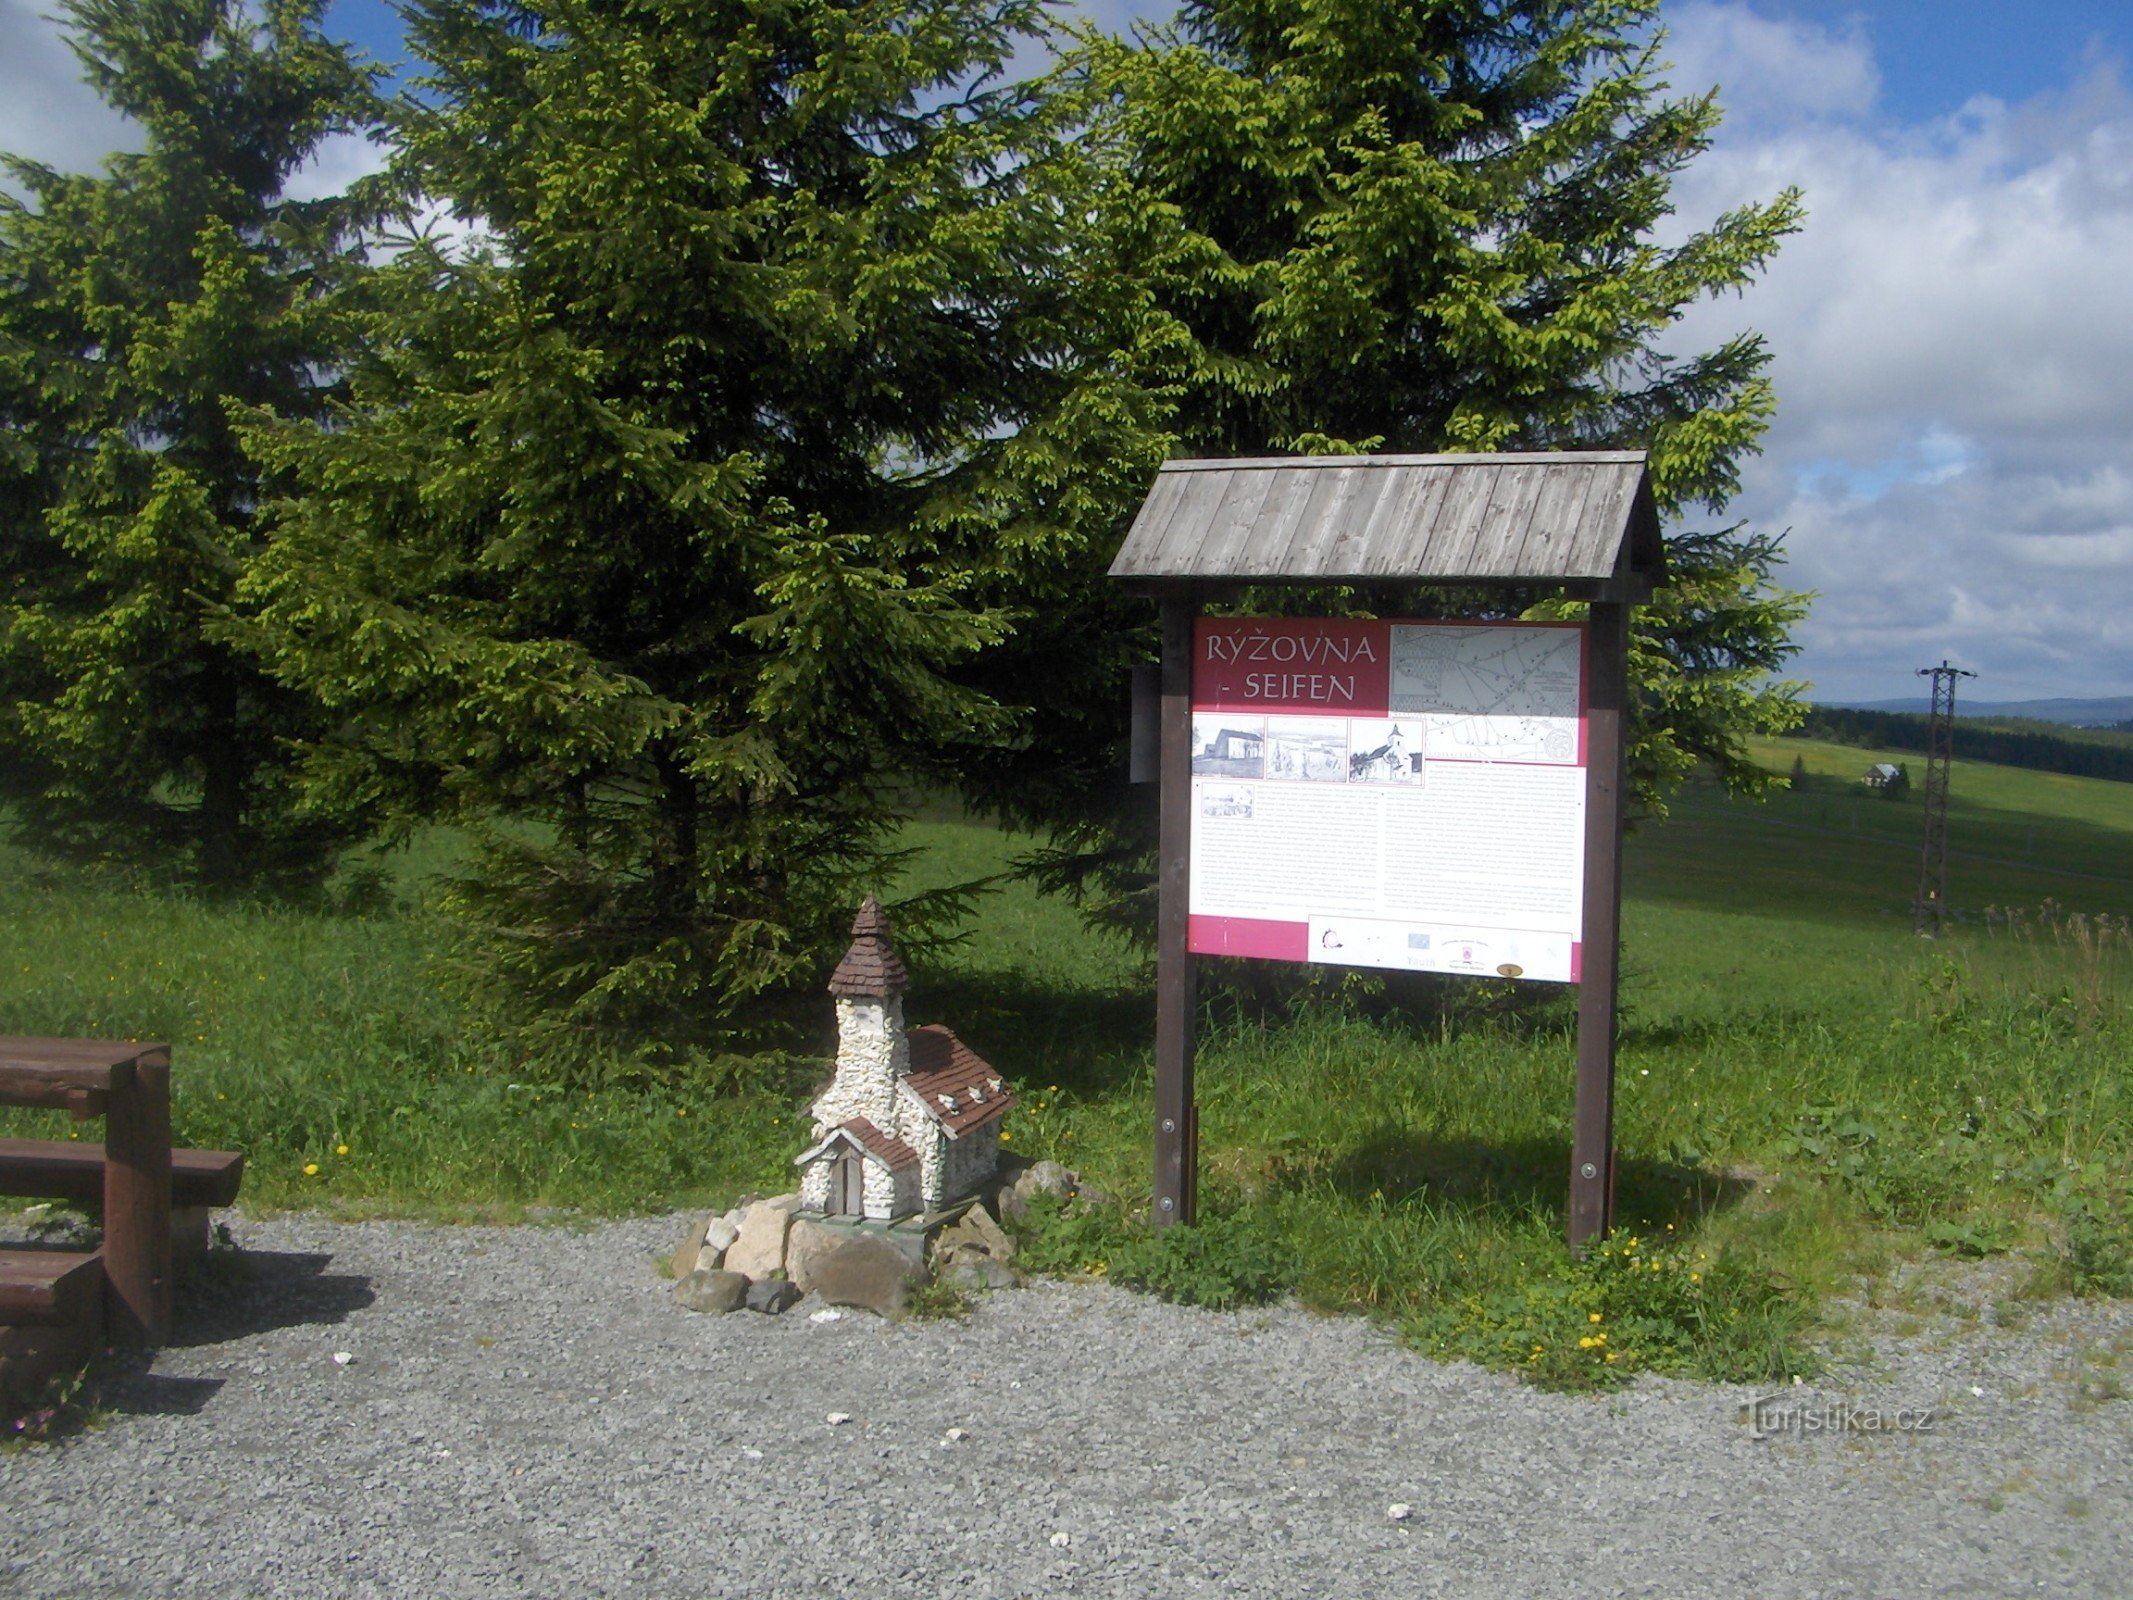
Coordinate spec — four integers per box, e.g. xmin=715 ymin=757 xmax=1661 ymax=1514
xmin=1191 ymin=715 xmax=1266 ymax=778
xmin=1344 ymin=718 xmax=1425 ymax=784
xmin=1263 ymin=716 xmax=1349 ymax=782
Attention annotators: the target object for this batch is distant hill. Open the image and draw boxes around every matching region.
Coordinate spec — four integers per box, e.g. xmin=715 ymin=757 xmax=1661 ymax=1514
xmin=1792 ymin=705 xmax=2133 ymax=784
xmin=1832 ymin=695 xmax=2133 ymax=726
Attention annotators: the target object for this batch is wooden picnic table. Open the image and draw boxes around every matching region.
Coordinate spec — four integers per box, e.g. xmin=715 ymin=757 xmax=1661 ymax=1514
xmin=0 ymin=1035 xmax=172 ymax=1345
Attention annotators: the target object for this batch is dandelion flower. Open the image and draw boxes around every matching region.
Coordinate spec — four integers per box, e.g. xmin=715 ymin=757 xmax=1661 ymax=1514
xmin=303 ymin=1163 xmax=320 ymax=1177
xmin=335 ymin=1144 xmax=349 ymax=1156
xmin=1589 ymin=1313 xmax=1603 ymax=1324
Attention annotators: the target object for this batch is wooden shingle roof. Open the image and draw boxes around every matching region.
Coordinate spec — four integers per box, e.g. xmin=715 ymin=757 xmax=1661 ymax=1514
xmin=901 ymin=1025 xmax=1015 ymax=1137
xmin=838 ymin=1117 xmax=920 ymax=1171
xmin=827 ymin=895 xmax=909 ymax=998
xmin=1107 ymin=452 xmax=1663 ymax=590
xmin=794 ymin=1116 xmax=920 ymax=1172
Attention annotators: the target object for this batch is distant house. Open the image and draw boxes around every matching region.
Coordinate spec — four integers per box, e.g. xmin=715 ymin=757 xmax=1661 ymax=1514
xmin=1208 ymin=728 xmax=1263 ymax=761
xmin=1863 ymin=762 xmax=1908 ymax=794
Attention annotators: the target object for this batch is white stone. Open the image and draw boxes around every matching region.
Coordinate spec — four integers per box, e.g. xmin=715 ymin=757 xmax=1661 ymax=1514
xmin=722 ymin=1201 xmax=793 ymax=1280
xmin=704 ymin=1217 xmax=740 ymax=1257
xmin=826 ymin=1412 xmax=852 ymax=1426
xmin=1388 ymin=1503 xmax=1413 ymax=1523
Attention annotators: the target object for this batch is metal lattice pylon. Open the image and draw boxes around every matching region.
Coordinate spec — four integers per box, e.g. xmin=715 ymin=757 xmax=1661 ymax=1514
xmin=1913 ymin=660 xmax=1976 ymax=935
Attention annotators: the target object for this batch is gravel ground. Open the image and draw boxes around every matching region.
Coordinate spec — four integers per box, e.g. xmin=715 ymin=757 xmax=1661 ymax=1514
xmin=4 ymin=1213 xmax=2131 ymax=1600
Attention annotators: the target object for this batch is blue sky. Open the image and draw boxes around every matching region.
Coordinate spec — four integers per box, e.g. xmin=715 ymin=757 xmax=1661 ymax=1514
xmin=6 ymin=0 xmax=2131 ymax=704
xmin=1746 ymin=2 xmax=2130 ymax=120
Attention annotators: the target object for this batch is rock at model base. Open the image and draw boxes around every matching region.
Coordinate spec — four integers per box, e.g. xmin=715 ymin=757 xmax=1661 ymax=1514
xmin=676 ymin=1269 xmax=749 ymax=1314
xmin=808 ymin=1236 xmax=926 ymax=1317
xmin=672 ymin=1214 xmax=713 ymax=1279
xmin=704 ymin=1216 xmax=741 ymax=1260
xmin=944 ymin=1256 xmax=1016 ymax=1293
xmin=746 ymin=1278 xmax=802 ymax=1314
xmin=723 ymin=1201 xmax=794 ymax=1280
xmin=960 ymin=1204 xmax=1016 ymax=1262
xmin=785 ymin=1218 xmax=842 ymax=1295
xmin=989 ymin=1179 xmax=1027 ymax=1225
xmin=933 ymin=1208 xmax=1015 ymax=1273
xmin=1021 ymin=1160 xmax=1074 ymax=1200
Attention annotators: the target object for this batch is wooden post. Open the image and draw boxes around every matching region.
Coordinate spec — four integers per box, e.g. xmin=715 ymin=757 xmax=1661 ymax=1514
xmin=1153 ymin=595 xmax=1199 ymax=1228
xmin=102 ymin=1048 xmax=173 ymax=1344
xmin=1570 ymin=603 xmax=1628 ymax=1250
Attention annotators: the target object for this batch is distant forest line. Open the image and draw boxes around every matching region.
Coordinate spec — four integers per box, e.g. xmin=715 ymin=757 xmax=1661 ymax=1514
xmin=1791 ymin=707 xmax=2133 ymax=785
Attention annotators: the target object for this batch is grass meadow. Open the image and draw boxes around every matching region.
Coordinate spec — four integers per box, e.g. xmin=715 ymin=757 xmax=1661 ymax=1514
xmin=3 ymin=736 xmax=2128 ymax=1388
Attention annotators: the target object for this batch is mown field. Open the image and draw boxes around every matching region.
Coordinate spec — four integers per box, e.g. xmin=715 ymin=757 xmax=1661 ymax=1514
xmin=3 ymin=739 xmax=2128 ymax=1389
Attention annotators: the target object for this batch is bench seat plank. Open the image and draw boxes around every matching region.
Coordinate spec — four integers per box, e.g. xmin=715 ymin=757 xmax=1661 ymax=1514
xmin=0 ymin=1249 xmax=104 ymax=1326
xmin=0 ymin=1037 xmax=169 ymax=1114
xmin=0 ymin=1139 xmax=244 ymax=1208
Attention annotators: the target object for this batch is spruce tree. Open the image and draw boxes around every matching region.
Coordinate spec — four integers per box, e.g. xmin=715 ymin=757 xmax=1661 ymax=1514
xmin=0 ymin=0 xmax=378 ymax=886
xmin=237 ymin=0 xmax=1142 ymax=1073
xmin=985 ymin=0 xmax=1812 ymax=925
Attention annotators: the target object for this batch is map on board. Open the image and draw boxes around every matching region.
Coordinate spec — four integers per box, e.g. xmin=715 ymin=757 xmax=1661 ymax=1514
xmin=1387 ymin=625 xmax=1581 ymax=764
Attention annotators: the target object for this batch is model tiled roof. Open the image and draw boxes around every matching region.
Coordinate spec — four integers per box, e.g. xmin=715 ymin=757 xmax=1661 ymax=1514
xmin=901 ymin=1024 xmax=1015 ymax=1137
xmin=794 ymin=1116 xmax=919 ymax=1172
xmin=827 ymin=894 xmax=909 ymax=998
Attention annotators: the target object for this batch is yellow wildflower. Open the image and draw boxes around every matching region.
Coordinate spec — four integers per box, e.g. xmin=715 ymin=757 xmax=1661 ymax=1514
xmin=303 ymin=1163 xmax=320 ymax=1177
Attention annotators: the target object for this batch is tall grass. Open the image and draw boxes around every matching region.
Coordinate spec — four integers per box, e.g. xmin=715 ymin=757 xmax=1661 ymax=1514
xmin=2 ymin=748 xmax=2127 ymax=1385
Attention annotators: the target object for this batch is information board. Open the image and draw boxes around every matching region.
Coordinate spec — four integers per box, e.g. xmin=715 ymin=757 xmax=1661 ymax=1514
xmin=1187 ymin=617 xmax=1588 ymax=982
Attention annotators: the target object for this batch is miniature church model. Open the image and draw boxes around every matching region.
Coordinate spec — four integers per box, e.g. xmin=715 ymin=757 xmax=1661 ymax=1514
xmin=794 ymin=897 xmax=1015 ymax=1222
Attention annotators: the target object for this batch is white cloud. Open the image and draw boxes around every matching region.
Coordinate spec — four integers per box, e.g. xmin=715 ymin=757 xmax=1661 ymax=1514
xmin=1661 ymin=1 xmax=1881 ymax=128
xmin=1661 ymin=3 xmax=2133 ymax=702
xmin=0 ymin=0 xmax=139 ymax=182
xmin=285 ymin=128 xmax=391 ymax=204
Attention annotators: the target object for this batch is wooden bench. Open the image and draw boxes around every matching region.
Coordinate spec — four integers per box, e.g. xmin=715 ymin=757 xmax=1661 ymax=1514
xmin=0 ymin=1138 xmax=243 ymax=1208
xmin=0 ymin=1138 xmax=244 ymax=1261
xmin=0 ymin=1036 xmax=173 ymax=1350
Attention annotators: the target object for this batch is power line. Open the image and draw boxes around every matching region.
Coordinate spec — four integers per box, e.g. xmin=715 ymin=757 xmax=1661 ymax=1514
xmin=1914 ymin=660 xmax=1976 ymax=936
